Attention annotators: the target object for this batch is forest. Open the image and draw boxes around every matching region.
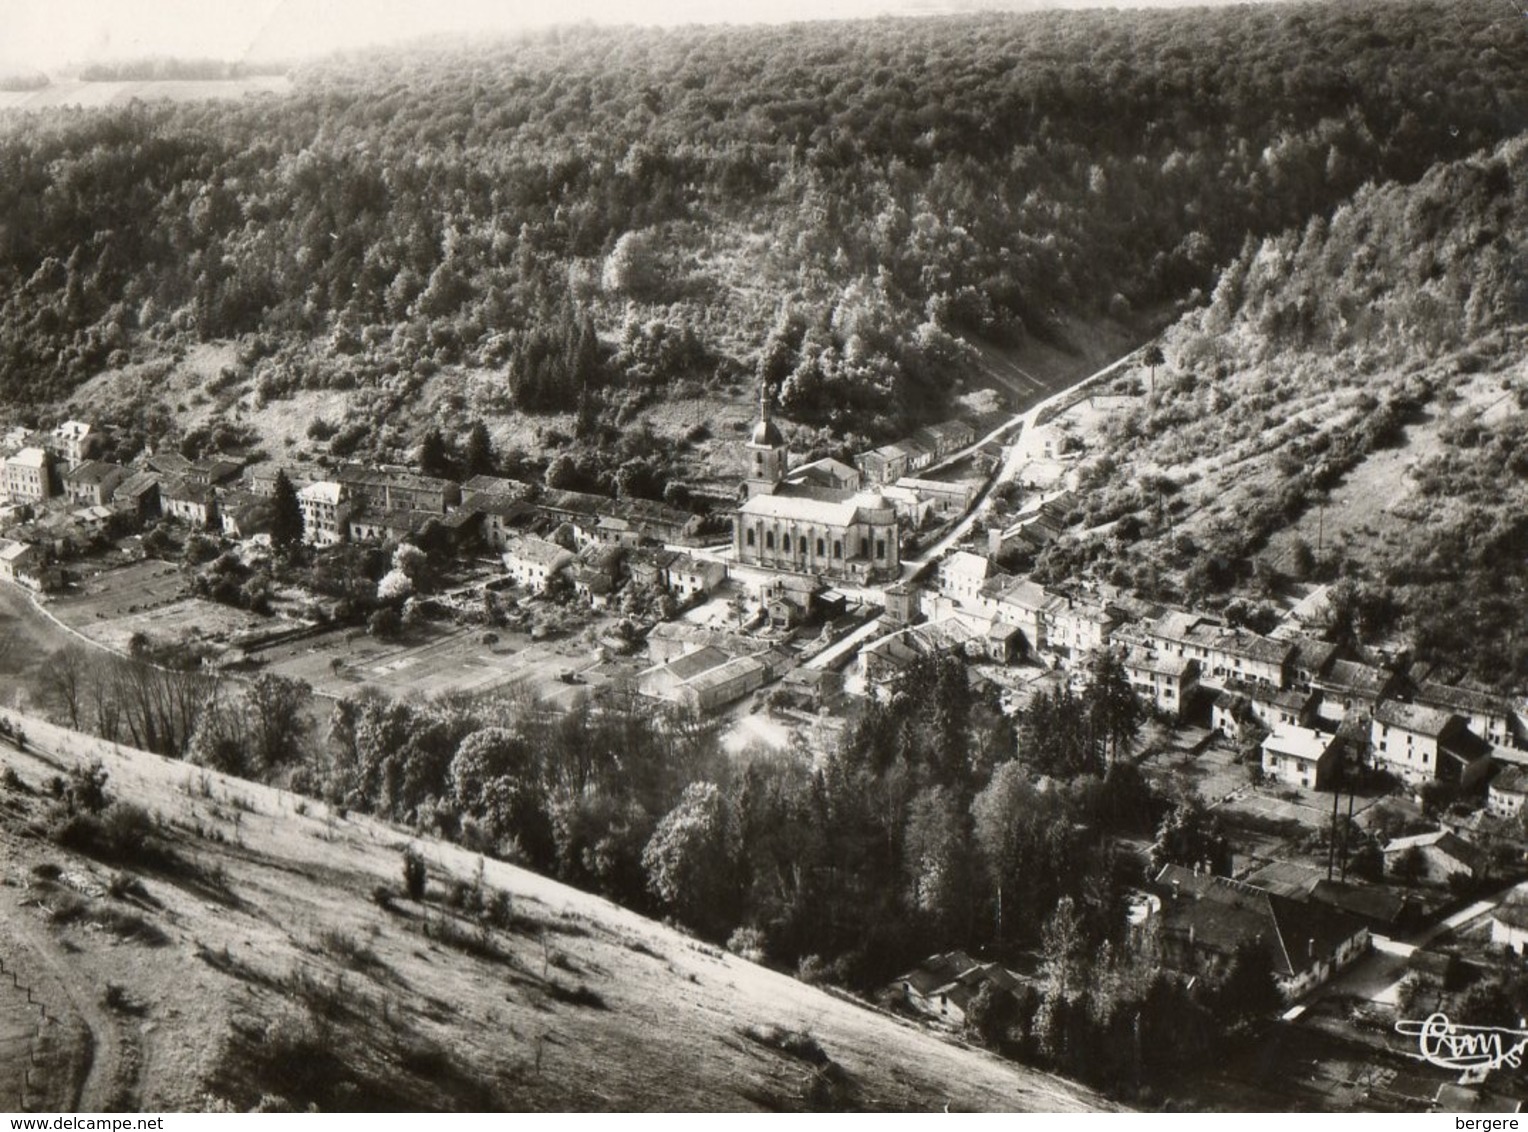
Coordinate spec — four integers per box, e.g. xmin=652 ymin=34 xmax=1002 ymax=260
xmin=0 ymin=0 xmax=1523 ymax=463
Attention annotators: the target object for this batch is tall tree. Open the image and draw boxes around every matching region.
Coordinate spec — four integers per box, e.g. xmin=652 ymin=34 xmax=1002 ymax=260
xmin=418 ymin=426 xmax=451 ymax=479
xmin=464 ymin=420 xmax=495 ymax=477
xmin=270 ymin=469 xmax=303 ymax=551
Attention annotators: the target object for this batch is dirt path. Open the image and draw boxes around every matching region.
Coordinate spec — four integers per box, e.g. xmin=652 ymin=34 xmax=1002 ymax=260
xmin=0 ymin=861 xmax=121 ymax=1111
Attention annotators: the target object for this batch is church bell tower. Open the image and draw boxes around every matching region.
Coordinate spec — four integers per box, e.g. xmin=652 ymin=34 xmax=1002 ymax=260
xmin=743 ymin=378 xmax=788 ymax=498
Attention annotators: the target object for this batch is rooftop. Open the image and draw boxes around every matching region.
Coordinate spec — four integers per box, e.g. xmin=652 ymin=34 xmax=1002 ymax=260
xmin=1262 ymin=724 xmax=1334 ymax=763
xmin=1152 ymin=865 xmax=1368 ymax=979
xmin=1373 ymin=699 xmax=1457 ymax=737
xmin=1320 ymin=659 xmax=1394 ymax=697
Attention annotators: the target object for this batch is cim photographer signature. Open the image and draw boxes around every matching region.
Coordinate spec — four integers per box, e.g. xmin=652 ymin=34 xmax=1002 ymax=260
xmin=1397 ymin=1013 xmax=1528 ymax=1074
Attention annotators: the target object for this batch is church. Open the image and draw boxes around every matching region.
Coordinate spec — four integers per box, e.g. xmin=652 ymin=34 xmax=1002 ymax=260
xmin=732 ymin=383 xmax=901 ymax=584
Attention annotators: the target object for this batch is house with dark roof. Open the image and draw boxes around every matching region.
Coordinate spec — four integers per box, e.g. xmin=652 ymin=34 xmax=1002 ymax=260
xmin=889 ymin=950 xmax=1024 ymax=1027
xmin=1149 ymin=864 xmax=1370 ymax=1000
xmin=64 ymin=460 xmax=126 ymax=507
xmin=111 ymin=471 xmax=162 ymax=519
xmin=1489 ymin=765 xmax=1528 ymax=820
xmin=1491 ymin=885 xmax=1528 ymax=955
xmin=1206 ymin=629 xmax=1293 ymax=689
xmin=1123 ymin=650 xmax=1199 ymax=721
xmin=501 ymin=535 xmax=575 ymax=593
xmin=1288 ymin=636 xmax=1339 ymax=688
xmin=1306 ymin=880 xmax=1413 ymax=934
xmin=160 ymin=477 xmax=218 ymax=528
xmin=1371 ymin=701 xmax=1485 ymax=787
xmin=1413 ymin=680 xmax=1516 ymax=749
xmin=1382 ymin=830 xmax=1485 ymax=885
xmin=1314 ymin=659 xmax=1398 ymax=725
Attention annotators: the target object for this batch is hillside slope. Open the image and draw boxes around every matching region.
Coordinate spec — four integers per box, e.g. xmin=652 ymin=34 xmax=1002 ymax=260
xmin=1037 ymin=135 xmax=1528 ymax=683
xmin=0 ymin=712 xmax=1115 ymax=1112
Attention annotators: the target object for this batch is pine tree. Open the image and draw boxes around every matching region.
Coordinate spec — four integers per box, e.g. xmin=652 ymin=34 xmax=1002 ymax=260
xmin=270 ymin=469 xmax=303 ymax=550
xmin=419 ymin=426 xmax=450 ymax=479
xmin=464 ymin=421 xmax=495 ymax=477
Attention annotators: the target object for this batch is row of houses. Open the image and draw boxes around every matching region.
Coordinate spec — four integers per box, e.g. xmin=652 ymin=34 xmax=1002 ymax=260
xmin=854 ymin=419 xmax=977 ymax=486
xmin=500 ymin=533 xmax=729 ymax=606
xmin=932 ymin=544 xmax=1527 ymax=799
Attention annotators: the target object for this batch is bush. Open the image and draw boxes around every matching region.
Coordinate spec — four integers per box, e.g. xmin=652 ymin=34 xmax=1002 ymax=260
xmin=67 ymin=759 xmax=112 ymax=815
xmin=401 ymin=847 xmax=426 ymax=901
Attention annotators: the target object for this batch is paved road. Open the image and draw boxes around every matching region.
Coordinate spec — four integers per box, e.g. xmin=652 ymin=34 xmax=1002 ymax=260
xmin=900 ymin=349 xmax=1142 ymax=580
xmin=1316 ymin=895 xmax=1506 ymax=1008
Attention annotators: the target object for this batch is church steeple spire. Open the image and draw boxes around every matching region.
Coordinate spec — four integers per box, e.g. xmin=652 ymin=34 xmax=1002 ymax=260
xmin=744 ymin=375 xmax=787 ymax=497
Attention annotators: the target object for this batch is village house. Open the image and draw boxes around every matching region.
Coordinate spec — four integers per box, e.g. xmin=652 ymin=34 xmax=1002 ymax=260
xmin=1490 ymin=886 xmax=1528 ymax=956
xmin=644 ymin=622 xmax=779 ymax=667
xmin=333 ymin=464 xmax=460 ymax=515
xmin=1413 ymin=680 xmax=1516 ymax=748
xmin=912 ymin=419 xmax=977 ymax=460
xmin=889 ymin=951 xmax=1022 ymax=1028
xmin=1043 ymin=592 xmax=1116 ymax=660
xmin=0 ymin=539 xmax=41 ymax=588
xmin=664 ymin=553 xmax=726 ymax=603
xmin=219 ymin=492 xmax=273 ymax=540
xmin=347 ymin=508 xmax=439 ymax=545
xmin=860 ymin=619 xmax=977 ymax=694
xmin=460 ymin=492 xmax=536 ymax=552
xmin=186 ymin=458 xmax=244 ymax=488
xmin=63 ymin=460 xmax=126 ymax=507
xmin=45 ymin=420 xmax=95 ymax=470
xmin=879 ymin=483 xmax=933 ymax=528
xmin=1143 ymin=610 xmax=1225 ymax=670
xmin=160 ymin=477 xmax=218 ymax=528
xmin=501 ymin=535 xmax=576 ymax=593
xmin=940 ymin=551 xmax=996 ymax=607
xmin=1261 ymin=725 xmax=1342 ymax=790
xmin=983 ymin=620 xmax=1025 ymax=664
xmin=1490 ymin=765 xmax=1528 ymax=820
xmin=1288 ymin=637 xmax=1340 ymax=688
xmin=980 ymin=575 xmax=1050 ymax=654
xmin=1370 ymin=701 xmax=1477 ymax=786
xmin=1214 ymin=681 xmax=1317 ymax=737
xmin=246 ymin=464 xmax=323 ymax=496
xmin=895 ymin=476 xmax=978 ymax=517
xmin=1123 ymin=652 xmax=1199 ymax=721
xmin=774 ymin=666 xmax=845 ymax=712
xmin=1 ymin=448 xmax=52 ymax=505
xmin=573 ymin=544 xmax=625 ymax=607
xmin=783 ymin=456 xmax=860 ymax=494
xmin=625 ymin=547 xmax=681 ymax=593
xmin=1314 ymin=659 xmax=1398 ymax=726
xmin=855 ymin=442 xmax=913 ymax=486
xmin=460 ymin=474 xmax=534 ymax=501
xmin=297 ymin=481 xmax=347 ymax=547
xmin=762 ymin=573 xmax=825 ymax=628
xmin=111 ymin=471 xmax=161 ymax=519
xmin=1383 ymin=830 xmax=1484 ymax=885
xmin=1149 ymin=865 xmax=1370 ymax=1001
xmin=1206 ymin=628 xmax=1292 ymax=689
xmin=142 ymin=451 xmax=192 ymax=479
xmin=882 ymin=580 xmax=923 ymax=627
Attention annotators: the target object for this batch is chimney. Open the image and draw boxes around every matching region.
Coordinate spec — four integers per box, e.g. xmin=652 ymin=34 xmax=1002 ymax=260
xmin=1189 ymin=925 xmax=1196 ymax=947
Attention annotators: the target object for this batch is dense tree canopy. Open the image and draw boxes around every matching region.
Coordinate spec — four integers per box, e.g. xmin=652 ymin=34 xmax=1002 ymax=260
xmin=0 ymin=0 xmax=1521 ymax=445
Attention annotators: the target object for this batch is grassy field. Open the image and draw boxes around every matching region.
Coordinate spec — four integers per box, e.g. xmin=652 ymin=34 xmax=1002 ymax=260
xmin=0 ymin=713 xmax=1119 ymax=1112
